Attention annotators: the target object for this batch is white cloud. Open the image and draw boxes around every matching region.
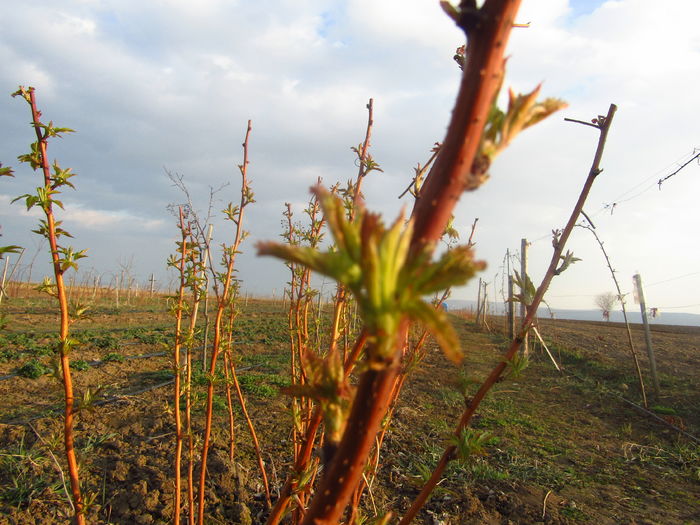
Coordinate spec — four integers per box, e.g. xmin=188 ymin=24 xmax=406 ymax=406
xmin=0 ymin=194 xmax=164 ymax=232
xmin=62 ymin=206 xmax=165 ymax=231
xmin=1 ymin=0 xmax=699 ymax=314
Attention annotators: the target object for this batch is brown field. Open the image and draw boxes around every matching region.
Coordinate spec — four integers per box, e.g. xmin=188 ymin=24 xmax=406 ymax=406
xmin=0 ymin=295 xmax=698 ymax=524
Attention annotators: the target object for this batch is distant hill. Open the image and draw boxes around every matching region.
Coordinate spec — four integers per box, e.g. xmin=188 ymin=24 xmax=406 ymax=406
xmin=444 ymin=299 xmax=700 ymax=327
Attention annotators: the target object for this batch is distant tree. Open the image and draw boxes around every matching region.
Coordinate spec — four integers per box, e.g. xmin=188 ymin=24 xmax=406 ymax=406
xmin=595 ymin=291 xmax=617 ymax=321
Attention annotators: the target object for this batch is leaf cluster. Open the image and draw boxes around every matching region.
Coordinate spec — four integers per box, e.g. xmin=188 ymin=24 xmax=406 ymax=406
xmin=510 ymin=270 xmax=535 ymax=307
xmin=10 ymin=86 xmax=85 ymax=274
xmin=284 ymin=350 xmax=352 ymax=444
xmin=259 ymin=187 xmax=484 ymax=365
xmin=554 ymin=250 xmax=581 ymax=276
xmin=481 ymin=85 xmax=567 ymax=163
xmin=451 ymin=428 xmax=492 ymax=463
xmin=351 ymin=143 xmax=383 ymax=179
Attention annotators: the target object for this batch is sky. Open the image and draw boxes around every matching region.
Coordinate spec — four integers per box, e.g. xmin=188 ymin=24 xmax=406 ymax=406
xmin=1 ymin=0 xmax=699 ymax=317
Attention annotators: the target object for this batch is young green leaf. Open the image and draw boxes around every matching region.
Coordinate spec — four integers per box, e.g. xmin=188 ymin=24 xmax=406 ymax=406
xmin=259 ymin=186 xmax=485 ymax=366
xmin=451 ymin=428 xmax=491 ymax=463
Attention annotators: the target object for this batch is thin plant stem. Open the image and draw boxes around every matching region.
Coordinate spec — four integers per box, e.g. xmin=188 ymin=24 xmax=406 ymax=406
xmin=576 ymin=222 xmax=647 ymax=407
xmin=223 ymin=308 xmax=237 ymax=461
xmin=196 ymin=121 xmax=253 ymax=525
xmin=172 ymin=207 xmax=189 ymax=524
xmin=399 ymin=103 xmax=617 ymax=524
xmin=25 ymin=87 xmax=85 ymax=525
xmin=184 ymin=229 xmax=204 ymax=525
xmin=227 ymin=353 xmax=271 ymax=507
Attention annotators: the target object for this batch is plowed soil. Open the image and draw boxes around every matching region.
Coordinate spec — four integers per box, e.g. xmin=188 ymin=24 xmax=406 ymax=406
xmin=0 ymin=297 xmax=698 ymax=524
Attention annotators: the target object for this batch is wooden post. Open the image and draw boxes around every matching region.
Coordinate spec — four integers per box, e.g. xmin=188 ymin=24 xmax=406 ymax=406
xmin=149 ymin=273 xmax=156 ymax=297
xmin=633 ymin=273 xmax=660 ymax=397
xmin=520 ymin=238 xmax=529 ymax=355
xmin=115 ymin=274 xmax=120 ymax=308
xmin=507 ymin=275 xmax=515 ymax=340
xmin=0 ymin=256 xmax=10 ymax=304
xmin=481 ymin=282 xmax=490 ymax=331
xmin=475 ymin=277 xmax=483 ymax=325
xmin=482 ymin=282 xmax=488 ymax=320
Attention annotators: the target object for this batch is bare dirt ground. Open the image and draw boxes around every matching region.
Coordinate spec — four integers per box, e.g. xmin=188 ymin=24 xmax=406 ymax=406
xmin=0 ymin=297 xmax=698 ymax=524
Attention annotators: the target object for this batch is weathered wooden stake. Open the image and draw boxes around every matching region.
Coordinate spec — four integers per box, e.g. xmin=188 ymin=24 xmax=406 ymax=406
xmin=520 ymin=238 xmax=529 ymax=355
xmin=481 ymin=282 xmax=490 ymax=331
xmin=507 ymin=275 xmax=515 ymax=340
xmin=633 ymin=273 xmax=660 ymax=397
xmin=0 ymin=256 xmax=10 ymax=304
xmin=475 ymin=277 xmax=483 ymax=325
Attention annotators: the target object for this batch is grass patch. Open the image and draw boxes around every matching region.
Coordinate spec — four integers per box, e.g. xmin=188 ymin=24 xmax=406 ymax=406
xmin=102 ymin=352 xmax=125 ymax=363
xmin=238 ymin=372 xmax=289 ymax=398
xmin=70 ymin=359 xmax=90 ymax=371
xmin=0 ymin=437 xmax=57 ymax=509
xmin=15 ymin=359 xmax=51 ymax=379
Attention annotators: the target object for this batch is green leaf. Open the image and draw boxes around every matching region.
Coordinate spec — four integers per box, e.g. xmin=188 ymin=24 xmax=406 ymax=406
xmin=51 ymin=162 xmax=76 ymax=189
xmin=512 ymin=270 xmax=536 ymax=306
xmin=0 ymin=245 xmax=22 ymax=256
xmin=407 ymin=244 xmax=484 ymax=297
xmin=481 ymin=85 xmax=567 ymax=163
xmin=58 ymin=337 xmax=82 ymax=355
xmin=505 ymin=352 xmax=529 ymax=379
xmin=11 ymin=86 xmax=32 ymax=103
xmin=404 ymin=300 xmax=462 ymax=364
xmin=36 ymin=276 xmax=58 ymax=297
xmin=58 ymin=246 xmax=88 ymax=272
xmin=554 ymin=250 xmax=582 ymax=275
xmin=40 ymin=121 xmax=75 ymax=138
xmin=12 ymin=193 xmax=39 ymax=210
xmin=0 ymin=163 xmax=14 ymax=177
xmin=451 ymin=428 xmax=491 ymax=463
xmin=17 ymin=142 xmax=43 ymax=170
xmin=259 ymin=186 xmax=482 ymax=367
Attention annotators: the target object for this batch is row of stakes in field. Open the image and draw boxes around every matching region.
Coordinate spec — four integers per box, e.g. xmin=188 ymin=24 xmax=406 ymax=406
xmin=473 ymin=237 xmax=661 ymax=404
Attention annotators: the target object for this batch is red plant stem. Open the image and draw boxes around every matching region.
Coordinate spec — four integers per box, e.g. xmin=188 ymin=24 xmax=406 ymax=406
xmin=333 ymin=100 xmax=374 ymax=364
xmin=186 ymin=346 xmax=195 ymax=525
xmin=342 ymin=330 xmax=368 ymax=376
xmin=398 ymin=144 xmax=440 ymax=199
xmin=350 ymin=98 xmax=374 ymax=215
xmin=267 ymin=279 xmax=366 ymax=524
xmin=410 ymin=1 xmax=521 ymax=253
xmin=300 ymin=333 xmax=404 ymax=525
xmin=348 ymin=307 xmax=442 ymax=522
xmin=27 ymin=88 xmax=85 ymax=525
xmin=184 ymin=236 xmax=202 ymax=525
xmin=266 ymin=330 xmax=368 ymax=525
xmin=265 ymin=409 xmax=323 ymax=525
xmin=229 ymin=358 xmax=272 ymax=507
xmin=197 ymin=120 xmax=253 ymax=525
xmin=223 ymin=311 xmax=237 ymax=460
xmin=173 ymin=208 xmax=189 ymax=524
xmin=196 ymin=306 xmax=225 ymax=525
xmin=400 ymin=103 xmax=617 ymax=524
xmin=300 ymin=3 xmax=522 ymax=523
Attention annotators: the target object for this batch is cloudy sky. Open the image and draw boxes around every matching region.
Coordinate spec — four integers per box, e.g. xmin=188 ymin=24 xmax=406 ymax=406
xmin=1 ymin=0 xmax=699 ymax=317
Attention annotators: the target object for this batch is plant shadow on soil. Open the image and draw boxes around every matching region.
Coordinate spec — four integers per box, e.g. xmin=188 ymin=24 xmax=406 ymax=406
xmin=0 ymin=299 xmax=698 ymax=524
